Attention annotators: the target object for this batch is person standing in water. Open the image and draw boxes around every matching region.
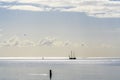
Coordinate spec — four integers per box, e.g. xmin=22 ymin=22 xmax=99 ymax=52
xmin=49 ymin=69 xmax=52 ymax=80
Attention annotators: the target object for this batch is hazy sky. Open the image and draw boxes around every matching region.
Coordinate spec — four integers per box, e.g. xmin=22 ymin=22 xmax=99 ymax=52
xmin=0 ymin=0 xmax=120 ymax=57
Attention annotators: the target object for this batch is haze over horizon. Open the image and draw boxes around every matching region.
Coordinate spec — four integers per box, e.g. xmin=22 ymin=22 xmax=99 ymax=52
xmin=0 ymin=0 xmax=120 ymax=57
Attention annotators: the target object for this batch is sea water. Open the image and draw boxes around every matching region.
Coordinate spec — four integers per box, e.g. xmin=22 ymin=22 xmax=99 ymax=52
xmin=0 ymin=59 xmax=120 ymax=80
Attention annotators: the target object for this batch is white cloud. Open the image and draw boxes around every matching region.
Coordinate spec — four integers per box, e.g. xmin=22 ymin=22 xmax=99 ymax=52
xmin=20 ymin=40 xmax=36 ymax=47
xmin=1 ymin=36 xmax=20 ymax=47
xmin=0 ymin=0 xmax=120 ymax=18
xmin=0 ymin=36 xmax=36 ymax=47
xmin=38 ymin=37 xmax=72 ymax=47
xmin=0 ymin=36 xmax=79 ymax=47
xmin=8 ymin=5 xmax=44 ymax=11
xmin=0 ymin=0 xmax=16 ymax=2
xmin=38 ymin=37 xmax=56 ymax=46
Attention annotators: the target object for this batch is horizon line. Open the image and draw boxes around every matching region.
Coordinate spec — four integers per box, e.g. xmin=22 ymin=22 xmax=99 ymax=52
xmin=0 ymin=57 xmax=120 ymax=59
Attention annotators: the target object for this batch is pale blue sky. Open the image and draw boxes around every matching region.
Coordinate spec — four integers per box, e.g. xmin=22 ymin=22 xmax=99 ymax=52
xmin=0 ymin=0 xmax=120 ymax=57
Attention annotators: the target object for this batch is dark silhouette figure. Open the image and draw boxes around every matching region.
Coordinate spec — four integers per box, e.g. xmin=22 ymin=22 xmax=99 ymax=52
xmin=69 ymin=51 xmax=76 ymax=60
xmin=49 ymin=69 xmax=52 ymax=80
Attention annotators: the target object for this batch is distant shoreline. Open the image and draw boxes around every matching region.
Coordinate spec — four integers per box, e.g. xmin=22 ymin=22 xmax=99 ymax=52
xmin=0 ymin=57 xmax=120 ymax=60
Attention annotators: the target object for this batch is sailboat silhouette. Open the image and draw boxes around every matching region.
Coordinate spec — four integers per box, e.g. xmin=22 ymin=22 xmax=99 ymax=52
xmin=69 ymin=51 xmax=76 ymax=60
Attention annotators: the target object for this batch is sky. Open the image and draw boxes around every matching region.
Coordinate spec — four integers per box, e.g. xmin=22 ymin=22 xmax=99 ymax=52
xmin=0 ymin=0 xmax=120 ymax=57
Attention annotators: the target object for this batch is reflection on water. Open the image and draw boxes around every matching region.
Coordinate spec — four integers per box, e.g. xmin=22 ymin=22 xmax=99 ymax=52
xmin=0 ymin=59 xmax=120 ymax=80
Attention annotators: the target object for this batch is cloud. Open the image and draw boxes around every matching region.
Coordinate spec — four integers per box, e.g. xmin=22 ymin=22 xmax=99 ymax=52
xmin=1 ymin=36 xmax=20 ymax=47
xmin=0 ymin=36 xmax=79 ymax=47
xmin=0 ymin=35 xmax=36 ymax=47
xmin=38 ymin=37 xmax=56 ymax=46
xmin=0 ymin=0 xmax=120 ymax=18
xmin=21 ymin=40 xmax=36 ymax=47
xmin=38 ymin=37 xmax=72 ymax=47
xmin=8 ymin=5 xmax=44 ymax=11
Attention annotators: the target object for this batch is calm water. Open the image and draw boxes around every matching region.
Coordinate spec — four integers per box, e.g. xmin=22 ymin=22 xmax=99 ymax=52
xmin=0 ymin=59 xmax=120 ymax=80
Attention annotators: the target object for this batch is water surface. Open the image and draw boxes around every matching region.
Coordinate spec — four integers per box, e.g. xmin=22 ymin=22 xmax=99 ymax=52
xmin=0 ymin=59 xmax=120 ymax=80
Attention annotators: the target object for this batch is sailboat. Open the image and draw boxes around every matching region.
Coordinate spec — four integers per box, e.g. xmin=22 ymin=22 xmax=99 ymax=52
xmin=69 ymin=51 xmax=76 ymax=60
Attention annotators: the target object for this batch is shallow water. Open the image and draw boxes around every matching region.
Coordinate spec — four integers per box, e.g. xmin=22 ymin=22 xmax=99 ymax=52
xmin=0 ymin=59 xmax=120 ymax=80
